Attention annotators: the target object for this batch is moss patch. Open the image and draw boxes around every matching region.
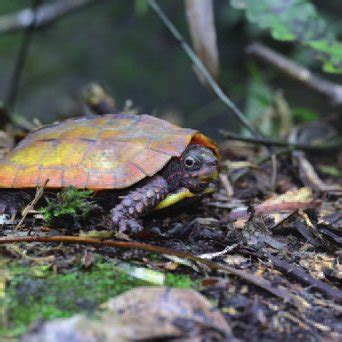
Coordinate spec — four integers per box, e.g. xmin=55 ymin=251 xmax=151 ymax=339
xmin=0 ymin=261 xmax=146 ymax=338
xmin=165 ymin=273 xmax=197 ymax=288
xmin=0 ymin=258 xmax=197 ymax=338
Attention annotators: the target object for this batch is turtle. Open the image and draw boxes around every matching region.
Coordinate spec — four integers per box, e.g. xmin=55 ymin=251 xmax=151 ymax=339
xmin=0 ymin=113 xmax=219 ymax=233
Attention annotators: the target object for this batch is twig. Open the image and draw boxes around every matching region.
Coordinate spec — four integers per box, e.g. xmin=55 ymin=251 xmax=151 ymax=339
xmin=219 ymin=129 xmax=342 ymax=152
xmin=271 ymin=153 xmax=277 ymax=191
xmin=16 ymin=180 xmax=48 ymax=230
xmin=240 ymin=248 xmax=342 ymax=303
xmin=147 ymin=0 xmax=261 ymax=139
xmin=0 ymin=234 xmax=306 ymax=308
xmin=0 ymin=0 xmax=99 ymax=35
xmin=247 ymin=43 xmax=342 ymax=106
xmin=3 ymin=0 xmax=42 ymax=117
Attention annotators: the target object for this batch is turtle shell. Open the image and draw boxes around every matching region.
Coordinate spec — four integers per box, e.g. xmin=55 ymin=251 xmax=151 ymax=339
xmin=0 ymin=114 xmax=218 ymax=190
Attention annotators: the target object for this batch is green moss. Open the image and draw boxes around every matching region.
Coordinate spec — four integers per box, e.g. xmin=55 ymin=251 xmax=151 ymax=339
xmin=40 ymin=187 xmax=95 ymax=226
xmin=165 ymin=273 xmax=197 ymax=288
xmin=0 ymin=258 xmax=199 ymax=338
xmin=0 ymin=261 xmax=146 ymax=338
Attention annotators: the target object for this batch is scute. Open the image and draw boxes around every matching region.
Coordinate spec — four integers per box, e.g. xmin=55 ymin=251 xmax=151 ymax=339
xmin=0 ymin=114 xmax=217 ymax=190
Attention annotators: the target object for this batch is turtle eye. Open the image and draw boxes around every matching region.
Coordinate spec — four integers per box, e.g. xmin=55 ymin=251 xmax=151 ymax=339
xmin=184 ymin=156 xmax=197 ymax=169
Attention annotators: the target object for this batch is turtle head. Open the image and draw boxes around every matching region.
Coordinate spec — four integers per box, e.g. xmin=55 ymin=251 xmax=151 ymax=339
xmin=156 ymin=144 xmax=219 ymax=210
xmin=179 ymin=144 xmax=218 ymax=194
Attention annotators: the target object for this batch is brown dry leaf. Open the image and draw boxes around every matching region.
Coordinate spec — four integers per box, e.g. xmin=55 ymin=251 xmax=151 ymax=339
xmin=185 ymin=0 xmax=220 ymax=85
xmin=256 ymin=187 xmax=316 ymax=215
xmin=226 ymin=187 xmax=317 ymax=223
xmin=24 ymin=287 xmax=233 ymax=341
xmin=263 ymin=187 xmax=313 ymax=204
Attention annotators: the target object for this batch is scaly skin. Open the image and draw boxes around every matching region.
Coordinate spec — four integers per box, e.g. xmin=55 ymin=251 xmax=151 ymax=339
xmin=111 ymin=176 xmax=169 ymax=233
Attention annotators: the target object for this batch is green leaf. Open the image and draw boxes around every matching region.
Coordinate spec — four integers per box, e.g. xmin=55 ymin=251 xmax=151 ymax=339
xmin=231 ymin=0 xmax=342 ymax=73
xmin=291 ymin=107 xmax=318 ymax=122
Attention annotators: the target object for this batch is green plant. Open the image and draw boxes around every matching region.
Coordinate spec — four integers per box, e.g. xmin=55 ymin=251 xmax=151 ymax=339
xmin=231 ymin=0 xmax=342 ymax=73
xmin=40 ymin=187 xmax=95 ymax=225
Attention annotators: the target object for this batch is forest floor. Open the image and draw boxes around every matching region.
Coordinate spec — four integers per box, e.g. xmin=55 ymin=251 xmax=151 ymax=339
xmin=0 ymin=123 xmax=341 ymax=341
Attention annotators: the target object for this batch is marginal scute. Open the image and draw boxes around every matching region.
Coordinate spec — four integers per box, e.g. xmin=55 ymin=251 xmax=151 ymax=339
xmin=83 ymin=170 xmax=115 ymax=190
xmin=12 ymin=166 xmax=39 ymax=188
xmin=0 ymin=165 xmax=17 ymax=188
xmin=38 ymin=168 xmax=63 ymax=188
xmin=62 ymin=167 xmax=88 ymax=188
xmin=0 ymin=114 xmax=218 ymax=189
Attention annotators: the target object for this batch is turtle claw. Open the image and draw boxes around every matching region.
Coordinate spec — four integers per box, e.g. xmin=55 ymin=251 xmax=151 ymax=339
xmin=112 ymin=215 xmax=144 ymax=234
xmin=0 ymin=192 xmax=31 ymax=219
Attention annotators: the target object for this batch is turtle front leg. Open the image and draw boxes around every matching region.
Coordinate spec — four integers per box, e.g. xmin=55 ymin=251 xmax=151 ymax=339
xmin=0 ymin=191 xmax=31 ymax=219
xmin=111 ymin=176 xmax=169 ymax=234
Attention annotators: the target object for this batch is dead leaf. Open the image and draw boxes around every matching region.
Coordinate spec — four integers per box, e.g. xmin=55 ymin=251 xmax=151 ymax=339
xmin=223 ymin=187 xmax=320 ymax=223
xmin=262 ymin=187 xmax=313 ymax=204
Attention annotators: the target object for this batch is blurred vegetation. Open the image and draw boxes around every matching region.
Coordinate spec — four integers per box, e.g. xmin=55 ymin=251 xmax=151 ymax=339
xmin=0 ymin=0 xmax=340 ymax=139
xmin=1 ymin=258 xmax=196 ymax=336
xmin=231 ymin=0 xmax=342 ymax=73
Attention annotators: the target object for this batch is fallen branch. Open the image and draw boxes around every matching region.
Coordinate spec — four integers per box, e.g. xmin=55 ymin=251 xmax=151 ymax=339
xmin=147 ymin=0 xmax=262 ymax=139
xmin=0 ymin=234 xmax=306 ymax=308
xmin=220 ymin=130 xmax=342 ymax=152
xmin=0 ymin=0 xmax=100 ymax=35
xmin=247 ymin=43 xmax=342 ymax=106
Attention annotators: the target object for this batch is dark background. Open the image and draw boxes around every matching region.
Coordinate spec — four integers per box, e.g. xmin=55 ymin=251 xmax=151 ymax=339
xmin=0 ymin=0 xmax=340 ymax=140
